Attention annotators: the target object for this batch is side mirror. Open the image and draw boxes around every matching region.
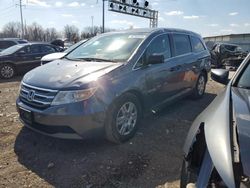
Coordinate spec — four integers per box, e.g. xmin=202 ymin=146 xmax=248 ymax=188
xmin=211 ymin=69 xmax=229 ymax=85
xmin=146 ymin=54 xmax=164 ymax=65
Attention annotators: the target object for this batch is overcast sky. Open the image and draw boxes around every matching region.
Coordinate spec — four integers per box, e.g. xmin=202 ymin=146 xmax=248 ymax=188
xmin=0 ymin=0 xmax=250 ymax=37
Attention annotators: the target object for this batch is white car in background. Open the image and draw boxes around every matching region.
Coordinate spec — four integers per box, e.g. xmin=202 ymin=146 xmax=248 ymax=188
xmin=41 ymin=39 xmax=87 ymax=65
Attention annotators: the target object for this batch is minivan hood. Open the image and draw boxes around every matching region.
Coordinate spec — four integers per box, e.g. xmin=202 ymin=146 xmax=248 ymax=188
xmin=231 ymin=87 xmax=250 ymax=177
xmin=41 ymin=52 xmax=66 ymax=62
xmin=23 ymin=59 xmax=122 ymax=90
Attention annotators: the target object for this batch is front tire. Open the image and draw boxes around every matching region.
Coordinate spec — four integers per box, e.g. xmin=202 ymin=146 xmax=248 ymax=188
xmin=105 ymin=93 xmax=142 ymax=144
xmin=0 ymin=63 xmax=15 ymax=79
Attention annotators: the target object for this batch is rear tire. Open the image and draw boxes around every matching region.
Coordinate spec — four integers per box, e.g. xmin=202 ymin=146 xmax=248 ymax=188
xmin=191 ymin=73 xmax=206 ymax=99
xmin=105 ymin=93 xmax=142 ymax=144
xmin=0 ymin=63 xmax=15 ymax=79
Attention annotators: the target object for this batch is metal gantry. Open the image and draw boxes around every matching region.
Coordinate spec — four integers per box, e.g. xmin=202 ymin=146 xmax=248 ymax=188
xmin=108 ymin=0 xmax=158 ymax=28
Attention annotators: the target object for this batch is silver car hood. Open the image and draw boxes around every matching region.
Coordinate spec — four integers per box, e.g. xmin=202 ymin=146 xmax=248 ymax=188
xmin=183 ymin=85 xmax=235 ymax=187
xmin=231 ymin=87 xmax=250 ymax=177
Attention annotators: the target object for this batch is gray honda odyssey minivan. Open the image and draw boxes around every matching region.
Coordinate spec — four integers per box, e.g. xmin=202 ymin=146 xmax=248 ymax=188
xmin=16 ymin=28 xmax=211 ymax=143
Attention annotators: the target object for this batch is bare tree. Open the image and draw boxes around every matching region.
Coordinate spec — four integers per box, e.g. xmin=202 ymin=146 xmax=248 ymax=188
xmin=1 ymin=22 xmax=21 ymax=38
xmin=0 ymin=22 xmax=115 ymax=42
xmin=81 ymin=26 xmax=116 ymax=39
xmin=25 ymin=22 xmax=45 ymax=41
xmin=64 ymin=25 xmax=79 ymax=42
xmin=44 ymin=28 xmax=59 ymax=42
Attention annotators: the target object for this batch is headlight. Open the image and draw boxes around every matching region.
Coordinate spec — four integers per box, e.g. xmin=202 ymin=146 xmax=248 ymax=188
xmin=51 ymin=87 xmax=97 ymax=105
xmin=18 ymin=81 xmax=23 ymax=95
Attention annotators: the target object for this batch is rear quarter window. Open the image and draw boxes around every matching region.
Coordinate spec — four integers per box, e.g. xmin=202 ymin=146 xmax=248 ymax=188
xmin=173 ymin=34 xmax=192 ymax=56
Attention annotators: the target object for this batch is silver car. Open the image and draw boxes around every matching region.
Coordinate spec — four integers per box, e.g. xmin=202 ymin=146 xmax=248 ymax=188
xmin=181 ymin=53 xmax=250 ymax=188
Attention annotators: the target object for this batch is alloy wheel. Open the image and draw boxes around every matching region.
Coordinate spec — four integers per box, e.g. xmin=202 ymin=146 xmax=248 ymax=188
xmin=197 ymin=75 xmax=205 ymax=96
xmin=1 ymin=65 xmax=14 ymax=79
xmin=116 ymin=102 xmax=138 ymax=136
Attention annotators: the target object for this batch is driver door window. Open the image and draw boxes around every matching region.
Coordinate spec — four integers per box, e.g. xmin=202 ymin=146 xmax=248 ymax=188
xmin=135 ymin=34 xmax=171 ymax=68
xmin=146 ymin=34 xmax=171 ymax=60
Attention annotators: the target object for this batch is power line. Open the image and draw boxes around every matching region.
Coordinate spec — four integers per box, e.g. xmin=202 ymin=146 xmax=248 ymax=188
xmin=0 ymin=5 xmax=15 ymax=12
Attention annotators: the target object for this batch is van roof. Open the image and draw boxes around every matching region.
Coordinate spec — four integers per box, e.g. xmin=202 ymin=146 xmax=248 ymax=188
xmin=107 ymin=28 xmax=201 ymax=37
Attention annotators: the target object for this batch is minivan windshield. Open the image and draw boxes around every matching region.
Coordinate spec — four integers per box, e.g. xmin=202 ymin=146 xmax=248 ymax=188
xmin=66 ymin=33 xmax=146 ymax=62
xmin=237 ymin=59 xmax=250 ymax=89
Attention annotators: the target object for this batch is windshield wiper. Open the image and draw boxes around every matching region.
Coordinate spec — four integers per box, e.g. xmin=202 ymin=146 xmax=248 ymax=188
xmin=72 ymin=57 xmax=116 ymax=62
xmin=64 ymin=56 xmax=78 ymax=61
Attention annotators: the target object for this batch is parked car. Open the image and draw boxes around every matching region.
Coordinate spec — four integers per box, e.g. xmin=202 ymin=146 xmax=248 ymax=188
xmin=210 ymin=43 xmax=247 ymax=68
xmin=0 ymin=38 xmax=28 ymax=52
xmin=41 ymin=39 xmax=88 ymax=65
xmin=181 ymin=53 xmax=250 ymax=187
xmin=0 ymin=43 xmax=61 ymax=79
xmin=16 ymin=28 xmax=211 ymax=143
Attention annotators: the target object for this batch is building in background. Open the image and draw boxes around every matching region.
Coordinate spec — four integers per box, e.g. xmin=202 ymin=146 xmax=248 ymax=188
xmin=204 ymin=33 xmax=250 ymax=52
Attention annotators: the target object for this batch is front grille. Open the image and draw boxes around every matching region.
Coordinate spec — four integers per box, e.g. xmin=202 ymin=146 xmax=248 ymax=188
xmin=20 ymin=82 xmax=58 ymax=109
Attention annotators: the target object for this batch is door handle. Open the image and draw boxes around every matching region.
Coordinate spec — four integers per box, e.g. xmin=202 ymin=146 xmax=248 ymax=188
xmin=35 ymin=57 xmax=41 ymax=59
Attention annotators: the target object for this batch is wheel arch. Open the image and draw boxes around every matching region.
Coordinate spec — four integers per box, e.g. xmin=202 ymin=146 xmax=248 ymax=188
xmin=200 ymin=69 xmax=208 ymax=82
xmin=125 ymin=89 xmax=145 ymax=111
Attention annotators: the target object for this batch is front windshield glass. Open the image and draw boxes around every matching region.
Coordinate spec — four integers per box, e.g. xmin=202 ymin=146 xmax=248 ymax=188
xmin=0 ymin=45 xmax=24 ymax=55
xmin=237 ymin=60 xmax=250 ymax=88
xmin=64 ymin=40 xmax=86 ymax=53
xmin=66 ymin=33 xmax=146 ymax=62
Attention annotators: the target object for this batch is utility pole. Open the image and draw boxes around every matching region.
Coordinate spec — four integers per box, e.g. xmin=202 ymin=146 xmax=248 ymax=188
xmin=97 ymin=0 xmax=106 ymax=33
xmin=102 ymin=0 xmax=105 ymax=33
xmin=91 ymin=16 xmax=94 ymax=34
xmin=17 ymin=0 xmax=24 ymax=38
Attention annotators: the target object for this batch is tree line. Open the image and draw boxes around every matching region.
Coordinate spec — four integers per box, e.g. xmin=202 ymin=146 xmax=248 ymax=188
xmin=0 ymin=22 xmax=115 ymax=42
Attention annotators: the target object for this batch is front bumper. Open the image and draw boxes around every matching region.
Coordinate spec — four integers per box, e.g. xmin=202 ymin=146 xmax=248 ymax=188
xmin=16 ymin=97 xmax=107 ymax=139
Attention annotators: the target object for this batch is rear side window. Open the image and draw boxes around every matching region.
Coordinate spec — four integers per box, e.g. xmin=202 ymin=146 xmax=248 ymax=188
xmin=30 ymin=45 xmax=41 ymax=54
xmin=0 ymin=41 xmax=16 ymax=49
xmin=191 ymin=36 xmax=206 ymax=53
xmin=173 ymin=34 xmax=191 ymax=56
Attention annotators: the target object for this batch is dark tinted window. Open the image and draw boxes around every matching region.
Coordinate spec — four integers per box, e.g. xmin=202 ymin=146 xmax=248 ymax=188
xmin=146 ymin=34 xmax=171 ymax=59
xmin=224 ymin=45 xmax=237 ymax=51
xmin=18 ymin=40 xmax=28 ymax=44
xmin=0 ymin=41 xmax=16 ymax=49
xmin=20 ymin=46 xmax=29 ymax=53
xmin=237 ymin=61 xmax=250 ymax=88
xmin=41 ymin=45 xmax=56 ymax=53
xmin=173 ymin=34 xmax=191 ymax=56
xmin=30 ymin=45 xmax=41 ymax=53
xmin=191 ymin=36 xmax=205 ymax=53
